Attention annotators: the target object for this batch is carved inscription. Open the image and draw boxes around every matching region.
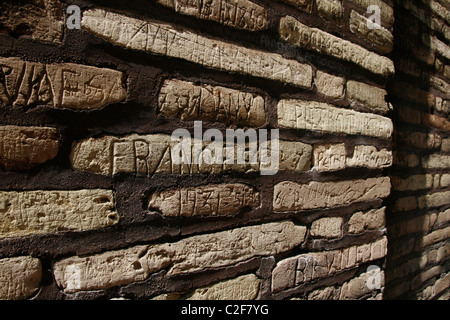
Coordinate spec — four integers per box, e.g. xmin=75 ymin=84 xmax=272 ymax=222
xmin=317 ymin=0 xmax=343 ymax=23
xmin=148 ymin=184 xmax=260 ymax=217
xmin=0 ymin=126 xmax=60 ymax=171
xmin=155 ymin=0 xmax=267 ymax=31
xmin=279 ymin=16 xmax=395 ymax=77
xmin=273 ymin=177 xmax=391 ymax=212
xmin=0 ymin=256 xmax=42 ymax=300
xmin=159 ymin=79 xmax=266 ymax=126
xmin=53 ymin=221 xmax=307 ymax=292
xmin=81 ymin=9 xmax=313 ymax=88
xmin=0 ymin=189 xmax=119 ymax=240
xmin=313 ymin=144 xmax=392 ymax=172
xmin=277 ymin=99 xmax=394 ymax=139
xmin=0 ymin=57 xmax=126 ymax=109
xmin=70 ymin=134 xmax=312 ymax=176
xmin=272 ymin=237 xmax=388 ymax=292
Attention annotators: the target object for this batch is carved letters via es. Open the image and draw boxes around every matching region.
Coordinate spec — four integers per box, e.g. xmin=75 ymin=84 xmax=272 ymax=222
xmin=0 ymin=57 xmax=126 ymax=110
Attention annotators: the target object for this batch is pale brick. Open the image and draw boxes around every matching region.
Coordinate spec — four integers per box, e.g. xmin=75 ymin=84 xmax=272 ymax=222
xmin=340 ymin=270 xmax=385 ymax=300
xmin=349 ymin=10 xmax=393 ymax=54
xmin=0 ymin=57 xmax=126 ymax=110
xmin=315 ymin=71 xmax=345 ymax=99
xmin=418 ymin=191 xmax=450 ymax=209
xmin=442 ymin=138 xmax=450 ymax=152
xmin=0 ymin=256 xmax=41 ymax=300
xmin=417 ymin=226 xmax=450 ymax=249
xmin=0 ymin=126 xmax=60 ymax=171
xmin=391 ymin=174 xmax=434 ymax=191
xmin=393 ymin=196 xmax=417 ymax=212
xmin=279 ymin=0 xmax=312 ymax=12
xmin=186 ymin=274 xmax=260 ymax=300
xmin=347 ymin=0 xmax=394 ymax=25
xmin=277 ymin=99 xmax=393 ymax=139
xmin=81 ymin=9 xmax=313 ymax=88
xmin=273 ymin=177 xmax=391 ymax=212
xmin=310 ymin=217 xmax=343 ymax=238
xmin=71 ymin=134 xmax=312 ymax=176
xmin=348 ymin=207 xmax=386 ymax=234
xmin=54 ymin=221 xmax=306 ymax=292
xmin=272 ymin=237 xmax=387 ymax=292
xmin=435 ymin=273 xmax=450 ymax=297
xmin=154 ymin=0 xmax=267 ymax=31
xmin=422 ymin=155 xmax=450 ymax=168
xmin=346 ymin=80 xmax=388 ymax=114
xmin=148 ymin=184 xmax=260 ymax=217
xmin=0 ymin=190 xmax=119 ymax=240
xmin=279 ymin=16 xmax=394 ymax=77
xmin=307 ymin=286 xmax=340 ymax=300
xmin=313 ymin=144 xmax=392 ymax=172
xmin=440 ymin=174 xmax=450 ymax=187
xmin=0 ymin=0 xmax=64 ymax=44
xmin=317 ymin=0 xmax=343 ymax=22
xmin=158 ymin=79 xmax=266 ymax=127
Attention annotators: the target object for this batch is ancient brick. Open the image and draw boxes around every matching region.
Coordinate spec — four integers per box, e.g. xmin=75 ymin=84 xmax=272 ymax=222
xmin=273 ymin=177 xmax=391 ymax=212
xmin=317 ymin=0 xmax=343 ymax=23
xmin=0 ymin=126 xmax=60 ymax=171
xmin=279 ymin=0 xmax=312 ymax=12
xmin=392 ymin=151 xmax=420 ymax=168
xmin=0 ymin=57 xmax=127 ymax=110
xmin=397 ymin=106 xmax=422 ymax=124
xmin=347 ymin=0 xmax=394 ymax=25
xmin=0 ymin=0 xmax=64 ymax=44
xmin=340 ymin=270 xmax=385 ymax=300
xmin=315 ymin=71 xmax=345 ymax=99
xmin=186 ymin=274 xmax=260 ymax=300
xmin=53 ymin=221 xmax=306 ymax=292
xmin=349 ymin=10 xmax=394 ymax=54
xmin=396 ymin=131 xmax=441 ymax=150
xmin=348 ymin=207 xmax=386 ymax=234
xmin=81 ymin=9 xmax=313 ymax=88
xmin=0 ymin=190 xmax=118 ymax=240
xmin=271 ymin=237 xmax=387 ymax=292
xmin=346 ymin=80 xmax=389 ymax=114
xmin=310 ymin=217 xmax=343 ymax=238
xmin=417 ymin=227 xmax=450 ymax=250
xmin=277 ymin=99 xmax=393 ymax=139
xmin=278 ymin=16 xmax=395 ymax=77
xmin=418 ymin=191 xmax=450 ymax=209
xmin=391 ymin=174 xmax=434 ymax=191
xmin=307 ymin=286 xmax=340 ymax=300
xmin=313 ymin=143 xmax=392 ymax=172
xmin=148 ymin=184 xmax=260 ymax=217
xmin=158 ymin=79 xmax=266 ymax=127
xmin=422 ymin=113 xmax=450 ymax=131
xmin=391 ymin=81 xmax=435 ymax=107
xmin=0 ymin=256 xmax=41 ymax=300
xmin=442 ymin=138 xmax=450 ymax=152
xmin=155 ymin=0 xmax=267 ymax=31
xmin=71 ymin=134 xmax=312 ymax=176
xmin=440 ymin=174 xmax=450 ymax=187
xmin=393 ymin=196 xmax=417 ymax=212
xmin=422 ymin=155 xmax=450 ymax=168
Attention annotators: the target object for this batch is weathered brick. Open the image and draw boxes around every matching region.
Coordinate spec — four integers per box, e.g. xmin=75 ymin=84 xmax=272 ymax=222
xmin=310 ymin=217 xmax=343 ymax=238
xmin=396 ymin=131 xmax=441 ymax=150
xmin=392 ymin=151 xmax=420 ymax=168
xmin=0 ymin=190 xmax=118 ymax=240
xmin=54 ymin=221 xmax=306 ymax=292
xmin=0 ymin=256 xmax=41 ymax=300
xmin=81 ymin=9 xmax=313 ymax=88
xmin=347 ymin=0 xmax=394 ymax=25
xmin=273 ymin=177 xmax=391 ymax=212
xmin=315 ymin=71 xmax=345 ymax=99
xmin=148 ymin=184 xmax=260 ymax=217
xmin=154 ymin=0 xmax=267 ymax=31
xmin=317 ymin=0 xmax=343 ymax=23
xmin=393 ymin=196 xmax=417 ymax=212
xmin=346 ymin=80 xmax=389 ymax=114
xmin=422 ymin=113 xmax=450 ymax=131
xmin=442 ymin=138 xmax=450 ymax=152
xmin=313 ymin=143 xmax=392 ymax=172
xmin=391 ymin=81 xmax=435 ymax=107
xmin=0 ymin=126 xmax=60 ymax=171
xmin=391 ymin=174 xmax=434 ymax=191
xmin=307 ymin=286 xmax=340 ymax=300
xmin=0 ymin=0 xmax=64 ymax=44
xmin=271 ymin=237 xmax=387 ymax=292
xmin=397 ymin=106 xmax=422 ymax=124
xmin=349 ymin=10 xmax=393 ymax=54
xmin=71 ymin=134 xmax=312 ymax=176
xmin=0 ymin=57 xmax=127 ymax=110
xmin=278 ymin=99 xmax=393 ymax=139
xmin=158 ymin=79 xmax=266 ymax=127
xmin=279 ymin=0 xmax=312 ymax=12
xmin=418 ymin=191 xmax=450 ymax=209
xmin=422 ymin=155 xmax=450 ymax=168
xmin=279 ymin=16 xmax=394 ymax=77
xmin=348 ymin=207 xmax=386 ymax=234
xmin=340 ymin=270 xmax=385 ymax=300
xmin=440 ymin=174 xmax=450 ymax=187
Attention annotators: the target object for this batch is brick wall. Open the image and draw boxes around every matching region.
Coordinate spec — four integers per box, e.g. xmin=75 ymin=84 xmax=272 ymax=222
xmin=0 ymin=0 xmax=448 ymax=300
